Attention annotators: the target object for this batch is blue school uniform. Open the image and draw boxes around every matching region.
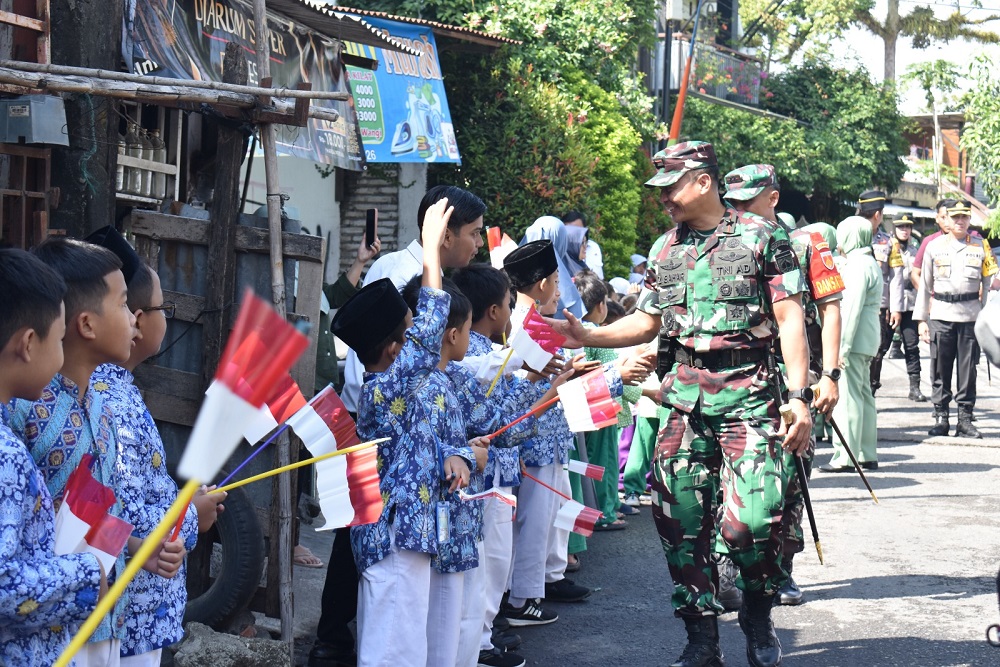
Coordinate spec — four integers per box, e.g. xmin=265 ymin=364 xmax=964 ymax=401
xmin=351 ymin=288 xmax=475 ymax=573
xmin=0 ymin=402 xmax=103 ymax=666
xmin=9 ymin=374 xmax=130 ymax=643
xmin=91 ymin=364 xmax=200 ymax=657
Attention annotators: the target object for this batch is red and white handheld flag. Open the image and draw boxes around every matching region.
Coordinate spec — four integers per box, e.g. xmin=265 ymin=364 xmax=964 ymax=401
xmin=285 ymin=386 xmax=382 ymax=529
xmin=566 ymin=459 xmax=605 ymax=480
xmin=54 ymin=455 xmax=133 ymax=573
xmin=459 ymin=487 xmax=517 ymax=507
xmin=553 ymin=500 xmax=602 ymax=537
xmin=242 ymin=373 xmax=308 ymax=445
xmin=178 ymin=289 xmax=309 ymax=482
xmin=487 ymin=227 xmax=518 ymax=269
xmin=509 ymin=304 xmax=566 ymax=372
xmin=556 ymin=368 xmax=621 ymax=432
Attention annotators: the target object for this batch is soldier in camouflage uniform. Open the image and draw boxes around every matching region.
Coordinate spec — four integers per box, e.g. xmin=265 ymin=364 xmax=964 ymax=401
xmin=723 ymin=164 xmax=845 ymax=608
xmin=551 ymin=142 xmax=813 ymax=667
xmin=858 ymin=190 xmax=897 ymax=396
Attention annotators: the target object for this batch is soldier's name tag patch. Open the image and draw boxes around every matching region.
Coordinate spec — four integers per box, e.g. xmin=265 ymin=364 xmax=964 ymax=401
xmin=711 ymin=248 xmax=754 ymax=279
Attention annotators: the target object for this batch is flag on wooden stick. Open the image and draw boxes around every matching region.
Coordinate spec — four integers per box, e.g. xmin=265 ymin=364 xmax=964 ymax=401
xmin=554 ymin=500 xmax=603 ymax=537
xmin=566 ymin=459 xmax=605 ymax=480
xmin=286 ymin=385 xmax=382 ymax=529
xmin=556 ymin=368 xmax=621 ymax=432
xmin=509 ymin=304 xmax=566 ymax=372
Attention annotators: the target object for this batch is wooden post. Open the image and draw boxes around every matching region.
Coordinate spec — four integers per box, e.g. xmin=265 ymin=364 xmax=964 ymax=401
xmin=201 ymin=42 xmax=249 ymax=391
xmin=252 ymin=0 xmax=294 ymax=652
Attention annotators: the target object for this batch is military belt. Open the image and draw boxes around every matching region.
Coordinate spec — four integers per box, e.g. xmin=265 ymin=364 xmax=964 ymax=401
xmin=672 ymin=346 xmax=768 ymax=370
xmin=934 ymin=292 xmax=979 ymax=303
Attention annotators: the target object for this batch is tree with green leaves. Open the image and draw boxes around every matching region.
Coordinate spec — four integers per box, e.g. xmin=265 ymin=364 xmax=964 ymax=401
xmin=962 ymin=54 xmax=1000 ymax=237
xmin=852 ymin=0 xmax=1000 ymax=83
xmin=739 ymin=0 xmax=865 ymax=67
xmin=902 ymin=59 xmax=961 ymax=196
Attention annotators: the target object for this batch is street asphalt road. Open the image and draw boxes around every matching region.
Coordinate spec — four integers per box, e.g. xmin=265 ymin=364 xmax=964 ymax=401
xmin=517 ymin=352 xmax=1000 ymax=667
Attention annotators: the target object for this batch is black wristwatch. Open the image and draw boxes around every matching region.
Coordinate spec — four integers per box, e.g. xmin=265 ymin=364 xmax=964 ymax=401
xmin=787 ymin=387 xmax=814 ymax=404
xmin=822 ymin=368 xmax=842 ymax=382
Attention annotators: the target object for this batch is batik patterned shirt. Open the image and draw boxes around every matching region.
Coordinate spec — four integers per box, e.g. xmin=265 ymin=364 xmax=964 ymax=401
xmin=350 ymin=288 xmax=475 ymax=572
xmin=0 ymin=402 xmax=103 ymax=667
xmin=427 ymin=366 xmax=481 ymax=574
xmin=9 ymin=374 xmax=129 ymax=643
xmin=90 ymin=364 xmax=200 ymax=656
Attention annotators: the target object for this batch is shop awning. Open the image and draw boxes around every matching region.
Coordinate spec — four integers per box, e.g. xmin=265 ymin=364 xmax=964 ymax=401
xmin=266 ymin=1 xmax=420 ymax=54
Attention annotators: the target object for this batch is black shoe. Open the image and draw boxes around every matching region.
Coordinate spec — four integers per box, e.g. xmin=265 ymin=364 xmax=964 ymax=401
xmin=492 ymin=610 xmax=510 ymax=633
xmin=739 ymin=592 xmax=782 ymax=667
xmin=955 ymin=409 xmax=982 ymax=438
xmin=778 ymin=576 xmax=803 ymax=606
xmin=888 ymin=346 xmax=904 ymax=359
xmin=929 ymin=407 xmax=950 ymax=437
xmin=907 ymin=375 xmax=927 ymax=402
xmin=544 ymin=577 xmax=591 ymax=602
xmin=478 ymin=647 xmax=526 ymax=667
xmin=503 ymin=598 xmax=558 ymax=626
xmin=308 ymin=641 xmax=357 ymax=667
xmin=492 ymin=628 xmax=522 ymax=652
xmin=716 ymin=556 xmax=743 ymax=613
xmin=859 ymin=461 xmax=878 ymax=470
xmin=670 ymin=617 xmax=725 ymax=667
xmin=818 ymin=464 xmax=853 ymax=473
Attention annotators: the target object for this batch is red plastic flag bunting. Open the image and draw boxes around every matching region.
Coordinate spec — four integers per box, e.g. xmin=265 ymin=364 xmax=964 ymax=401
xmin=242 ymin=373 xmax=308 ymax=445
xmin=509 ymin=304 xmax=566 ymax=372
xmin=553 ymin=500 xmax=602 ymax=538
xmin=178 ymin=288 xmax=309 ymax=482
xmin=54 ymin=455 xmax=133 ymax=573
xmin=487 ymin=227 xmax=518 ymax=269
xmin=285 ymin=385 xmax=382 ymax=529
xmin=566 ymin=459 xmax=605 ymax=480
xmin=459 ymin=487 xmax=517 ymax=507
xmin=556 ymin=368 xmax=621 ymax=432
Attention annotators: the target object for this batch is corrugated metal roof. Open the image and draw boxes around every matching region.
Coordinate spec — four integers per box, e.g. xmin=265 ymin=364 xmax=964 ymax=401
xmin=315 ymin=3 xmax=520 ymax=48
xmin=266 ymin=0 xmax=421 ymax=54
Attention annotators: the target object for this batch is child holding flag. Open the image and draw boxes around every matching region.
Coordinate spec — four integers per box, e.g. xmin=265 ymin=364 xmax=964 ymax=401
xmin=0 ymin=249 xmax=108 ymax=666
xmin=9 ymin=237 xmax=183 ymax=667
xmin=88 ymin=227 xmax=226 ymax=666
xmin=331 ymin=197 xmax=475 ymax=667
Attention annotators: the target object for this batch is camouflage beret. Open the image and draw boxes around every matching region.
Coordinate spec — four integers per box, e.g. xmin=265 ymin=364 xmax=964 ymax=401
xmin=644 ymin=141 xmax=717 ymax=188
xmin=723 ymin=164 xmax=777 ymax=201
xmin=948 ymin=202 xmax=972 ymax=218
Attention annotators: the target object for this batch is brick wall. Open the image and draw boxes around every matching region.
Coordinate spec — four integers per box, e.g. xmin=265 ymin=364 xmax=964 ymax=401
xmin=339 ymin=166 xmax=400 ymax=275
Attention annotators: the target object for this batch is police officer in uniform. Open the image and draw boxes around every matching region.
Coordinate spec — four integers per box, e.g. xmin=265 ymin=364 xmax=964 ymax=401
xmin=914 ymin=202 xmax=998 ymax=438
xmin=859 ymin=190 xmax=897 ymax=396
xmin=887 ymin=215 xmax=927 ymax=402
xmin=552 ymin=142 xmax=813 ymax=667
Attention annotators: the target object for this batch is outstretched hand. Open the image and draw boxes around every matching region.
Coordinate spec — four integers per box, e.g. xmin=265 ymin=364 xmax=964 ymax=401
xmin=544 ymin=309 xmax=590 ymax=349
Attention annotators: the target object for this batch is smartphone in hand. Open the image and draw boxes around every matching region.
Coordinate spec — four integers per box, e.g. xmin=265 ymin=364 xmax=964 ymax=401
xmin=365 ymin=208 xmax=378 ymax=249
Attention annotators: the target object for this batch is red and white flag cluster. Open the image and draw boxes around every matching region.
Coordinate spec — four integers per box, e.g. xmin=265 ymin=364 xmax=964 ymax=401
xmin=554 ymin=500 xmax=602 ymax=538
xmin=285 ymin=386 xmax=382 ymax=529
xmin=54 ymin=455 xmax=133 ymax=574
xmin=459 ymin=487 xmax=517 ymax=507
xmin=509 ymin=304 xmax=566 ymax=372
xmin=556 ymin=368 xmax=621 ymax=432
xmin=242 ymin=373 xmax=308 ymax=445
xmin=566 ymin=459 xmax=605 ymax=480
xmin=178 ymin=289 xmax=309 ymax=482
xmin=487 ymin=227 xmax=518 ymax=269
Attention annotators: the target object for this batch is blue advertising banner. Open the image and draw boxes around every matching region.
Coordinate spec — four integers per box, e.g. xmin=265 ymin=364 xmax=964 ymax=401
xmin=343 ymin=16 xmax=461 ymax=163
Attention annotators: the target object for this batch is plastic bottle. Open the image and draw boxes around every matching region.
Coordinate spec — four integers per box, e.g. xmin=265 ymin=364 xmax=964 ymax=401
xmin=125 ymin=125 xmax=144 ymax=195
xmin=115 ymin=132 xmax=126 ymax=192
xmin=139 ymin=129 xmax=155 ymax=198
xmin=150 ymin=129 xmax=167 ymax=199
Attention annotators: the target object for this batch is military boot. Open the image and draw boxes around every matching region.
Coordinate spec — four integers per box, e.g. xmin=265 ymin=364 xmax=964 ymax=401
xmin=716 ymin=556 xmax=743 ymax=612
xmin=928 ymin=406 xmax=949 ymax=437
xmin=955 ymin=408 xmax=982 ymax=439
xmin=738 ymin=591 xmax=782 ymax=667
xmin=907 ymin=375 xmax=927 ymax=402
xmin=669 ymin=617 xmax=725 ymax=667
xmin=777 ymin=561 xmax=803 ymax=606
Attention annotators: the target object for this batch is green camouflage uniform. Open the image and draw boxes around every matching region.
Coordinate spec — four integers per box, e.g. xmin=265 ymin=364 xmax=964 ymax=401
xmin=724 ymin=166 xmax=846 ymax=562
xmin=639 ymin=149 xmax=806 ymax=618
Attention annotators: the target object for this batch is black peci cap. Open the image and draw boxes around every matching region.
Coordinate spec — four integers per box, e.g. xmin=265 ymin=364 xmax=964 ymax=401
xmin=503 ymin=240 xmax=558 ymax=289
xmin=331 ymin=278 xmax=408 ymax=354
xmin=84 ymin=225 xmax=142 ymax=284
